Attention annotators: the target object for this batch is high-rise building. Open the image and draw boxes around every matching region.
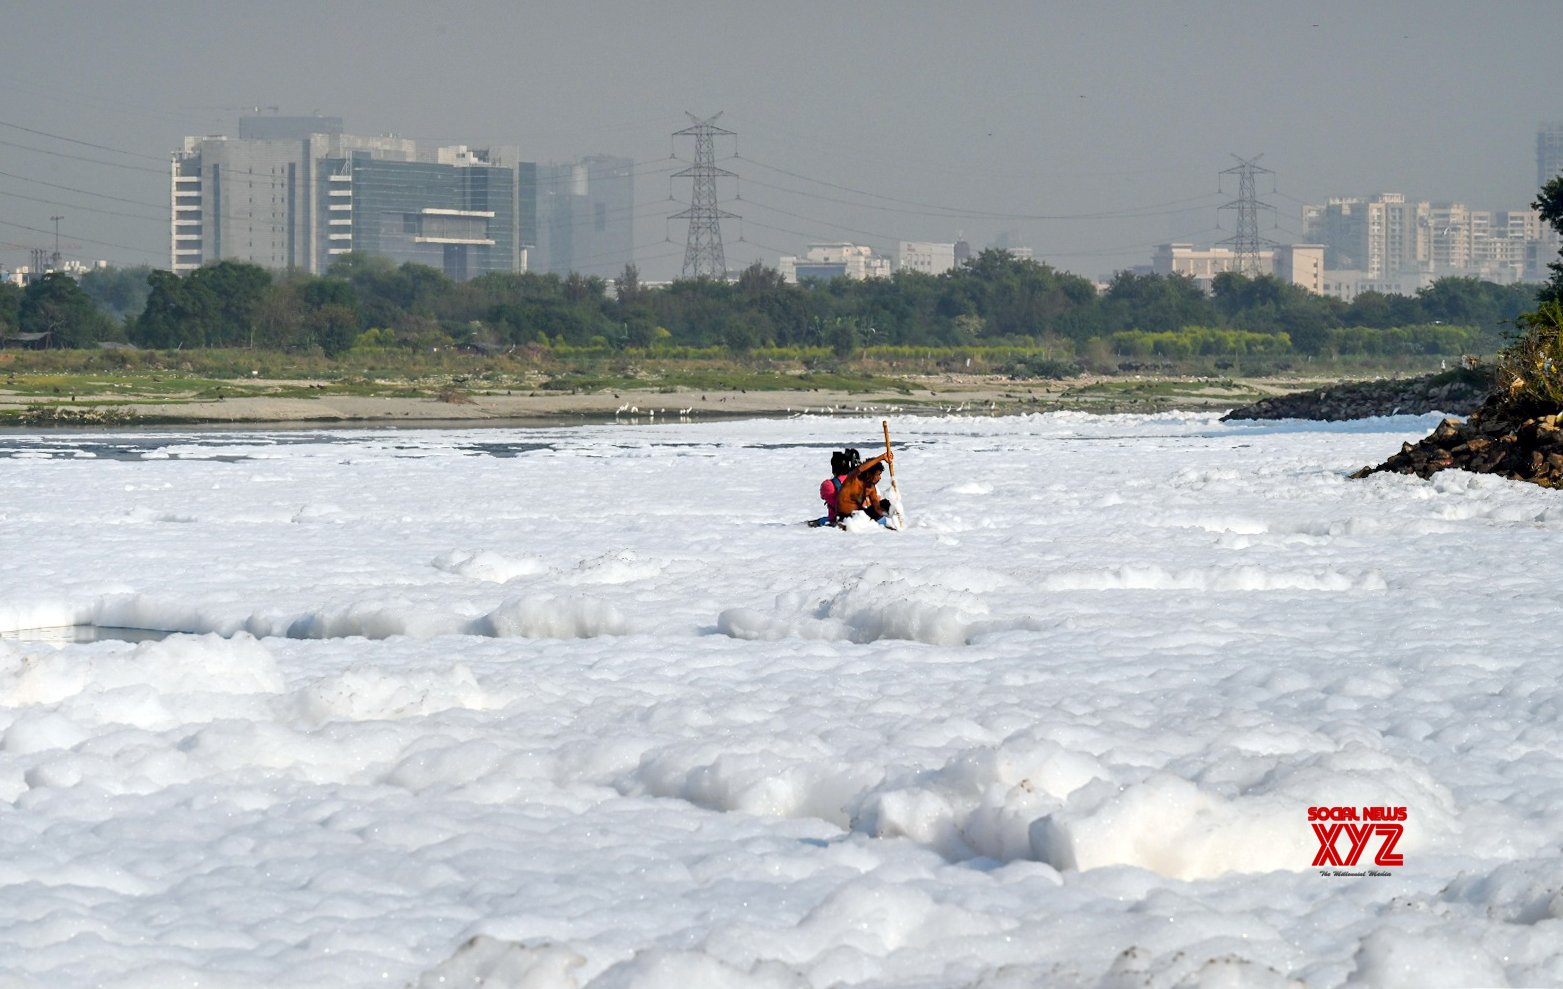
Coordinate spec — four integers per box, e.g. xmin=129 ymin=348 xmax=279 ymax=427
xmin=171 ymin=116 xmax=534 ymax=280
xmin=1302 ymin=194 xmax=1429 ymax=278
xmin=534 ymin=156 xmax=634 ymax=278
xmin=1539 ymin=122 xmax=1563 ymax=188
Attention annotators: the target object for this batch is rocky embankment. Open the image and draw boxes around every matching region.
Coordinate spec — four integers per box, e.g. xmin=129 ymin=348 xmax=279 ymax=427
xmin=1221 ymin=368 xmax=1490 ymax=422
xmin=1351 ymin=396 xmax=1563 ymax=487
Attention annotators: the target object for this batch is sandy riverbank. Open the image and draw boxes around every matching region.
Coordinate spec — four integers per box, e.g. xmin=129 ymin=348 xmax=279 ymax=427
xmin=0 ymin=374 xmax=1315 ymax=427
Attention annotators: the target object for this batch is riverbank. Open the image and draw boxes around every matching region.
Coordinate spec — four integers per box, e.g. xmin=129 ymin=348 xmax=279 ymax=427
xmin=0 ymin=373 xmax=1333 ymax=427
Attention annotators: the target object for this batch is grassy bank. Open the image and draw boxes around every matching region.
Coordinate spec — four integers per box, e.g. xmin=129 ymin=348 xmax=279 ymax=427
xmin=0 ymin=345 xmax=1466 ymax=424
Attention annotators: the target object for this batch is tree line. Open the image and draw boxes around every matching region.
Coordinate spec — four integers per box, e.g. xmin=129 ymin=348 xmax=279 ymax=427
xmin=0 ymin=248 xmax=1545 ymax=358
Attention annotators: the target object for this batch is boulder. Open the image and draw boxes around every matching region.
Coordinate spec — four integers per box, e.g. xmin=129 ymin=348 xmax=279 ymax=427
xmin=1352 ymin=395 xmax=1563 ymax=488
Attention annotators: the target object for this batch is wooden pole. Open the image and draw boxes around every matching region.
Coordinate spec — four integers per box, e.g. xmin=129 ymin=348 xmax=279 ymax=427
xmin=882 ymin=419 xmax=906 ymax=529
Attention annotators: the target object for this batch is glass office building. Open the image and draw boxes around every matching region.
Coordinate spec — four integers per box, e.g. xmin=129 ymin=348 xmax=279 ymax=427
xmin=320 ymin=152 xmax=520 ymax=280
xmin=173 ymin=118 xmax=533 ymax=281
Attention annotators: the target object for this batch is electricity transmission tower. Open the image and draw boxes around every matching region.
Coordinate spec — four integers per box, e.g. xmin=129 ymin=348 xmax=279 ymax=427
xmin=671 ymin=112 xmax=738 ymax=280
xmin=1218 ymin=155 xmax=1276 ymax=275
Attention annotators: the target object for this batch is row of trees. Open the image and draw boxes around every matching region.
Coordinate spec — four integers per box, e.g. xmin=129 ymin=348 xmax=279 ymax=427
xmin=1 ymin=249 xmax=1545 ymax=358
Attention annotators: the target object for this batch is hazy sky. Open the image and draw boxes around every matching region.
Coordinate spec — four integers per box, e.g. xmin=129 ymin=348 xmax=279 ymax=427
xmin=1 ymin=1 xmax=1558 ymax=282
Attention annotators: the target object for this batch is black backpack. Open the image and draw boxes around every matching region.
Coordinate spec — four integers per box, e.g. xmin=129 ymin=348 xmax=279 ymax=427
xmin=830 ymin=448 xmax=862 ymax=476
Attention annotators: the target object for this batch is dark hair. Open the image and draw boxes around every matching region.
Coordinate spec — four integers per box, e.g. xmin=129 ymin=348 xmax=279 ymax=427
xmin=830 ymin=448 xmax=862 ymax=475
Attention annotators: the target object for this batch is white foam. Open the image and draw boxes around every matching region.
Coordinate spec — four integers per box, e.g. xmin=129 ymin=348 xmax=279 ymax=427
xmin=2 ymin=413 xmax=1560 ymax=987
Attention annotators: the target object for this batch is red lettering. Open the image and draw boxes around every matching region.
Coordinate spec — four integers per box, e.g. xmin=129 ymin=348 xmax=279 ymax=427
xmin=1362 ymin=805 xmax=1410 ymax=822
xmin=1373 ymin=824 xmax=1404 ymax=866
xmin=1312 ymin=823 xmax=1345 ymax=866
xmin=1341 ymin=823 xmax=1374 ymax=866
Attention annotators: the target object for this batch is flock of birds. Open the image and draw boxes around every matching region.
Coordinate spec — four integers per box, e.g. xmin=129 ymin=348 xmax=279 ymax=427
xmin=609 ymin=399 xmax=997 ymax=422
xmin=613 ymin=403 xmax=696 ymax=421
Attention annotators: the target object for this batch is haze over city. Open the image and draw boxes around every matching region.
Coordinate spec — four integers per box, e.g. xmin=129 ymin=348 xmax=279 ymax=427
xmin=1 ymin=0 xmax=1559 ymax=282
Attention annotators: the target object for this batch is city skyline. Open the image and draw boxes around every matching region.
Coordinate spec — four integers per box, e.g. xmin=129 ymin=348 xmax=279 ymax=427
xmin=1 ymin=1 xmax=1559 ymax=282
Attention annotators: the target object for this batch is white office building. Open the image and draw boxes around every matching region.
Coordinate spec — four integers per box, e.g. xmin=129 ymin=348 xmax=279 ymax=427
xmin=897 ymin=241 xmax=957 ymax=275
xmin=778 ymin=243 xmax=891 ymax=283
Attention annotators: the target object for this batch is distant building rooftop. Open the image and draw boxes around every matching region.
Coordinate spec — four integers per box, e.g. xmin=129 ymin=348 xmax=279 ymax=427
xmin=238 ymin=115 xmax=345 ymax=141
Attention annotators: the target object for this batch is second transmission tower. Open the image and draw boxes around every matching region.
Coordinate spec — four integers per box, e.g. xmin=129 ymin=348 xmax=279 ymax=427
xmin=1218 ymin=155 xmax=1276 ymax=276
xmin=672 ymin=112 xmax=739 ymax=280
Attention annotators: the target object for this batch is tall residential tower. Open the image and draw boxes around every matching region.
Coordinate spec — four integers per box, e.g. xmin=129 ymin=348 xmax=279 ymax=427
xmin=1540 ymin=122 xmax=1563 ymax=188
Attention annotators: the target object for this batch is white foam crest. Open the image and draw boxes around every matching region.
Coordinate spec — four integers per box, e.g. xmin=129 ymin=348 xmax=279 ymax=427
xmin=413 ymin=936 xmax=585 ymax=989
xmin=472 ymin=594 xmax=629 ymax=639
xmin=121 ymin=506 xmax=198 ymax=524
xmin=847 ymin=734 xmax=1106 ymax=861
xmin=432 ymin=548 xmax=548 ymax=583
xmin=1346 ymin=928 xmax=1505 ymax=989
xmin=287 ymin=663 xmax=499 ymax=726
xmin=717 ymin=567 xmax=990 ymax=646
xmin=1439 ymin=857 xmax=1563 ymax=924
xmin=290 ymin=502 xmax=348 ymax=523
xmin=0 ymin=599 xmax=94 ymax=635
xmin=564 ymin=549 xmax=666 ymax=585
xmin=285 ymin=600 xmax=467 ymax=639
xmin=948 ymin=481 xmax=993 ymax=496
xmin=1030 ymin=745 xmax=1461 ymax=880
xmin=588 ymin=948 xmax=809 ymax=989
xmin=715 ymin=607 xmax=848 ymax=642
xmin=0 ymin=633 xmax=283 ymax=711
xmin=1042 ymin=564 xmax=1388 ymax=593
xmin=820 ymin=566 xmax=988 ymax=646
xmin=92 ymin=594 xmax=279 ymax=638
xmin=626 ymin=744 xmax=881 ymax=826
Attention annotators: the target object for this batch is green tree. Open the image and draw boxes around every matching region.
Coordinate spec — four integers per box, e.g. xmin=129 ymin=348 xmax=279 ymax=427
xmin=828 ymin=318 xmax=859 ymax=358
xmin=254 ymin=275 xmax=310 ymax=350
xmin=721 ymin=313 xmax=764 ymax=354
xmin=21 ymin=272 xmax=117 ymax=347
xmin=1494 ymin=176 xmax=1563 ymax=412
xmin=310 ymin=304 xmax=360 ymax=357
xmin=1534 ymin=174 xmax=1563 ymax=304
xmin=0 ymin=281 xmax=20 ymax=337
xmin=614 ymin=263 xmax=645 ymax=309
xmin=132 ymin=269 xmax=218 ymax=348
xmin=188 ymin=260 xmax=272 ymax=346
xmin=78 ymin=265 xmax=153 ymax=323
xmin=1100 ymin=271 xmax=1216 ymax=333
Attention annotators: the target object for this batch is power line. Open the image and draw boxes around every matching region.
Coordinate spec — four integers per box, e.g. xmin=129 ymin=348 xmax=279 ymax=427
xmin=0 ymin=136 xmax=169 ymax=174
xmin=0 ymin=217 xmax=162 ymax=258
xmin=0 ymin=185 xmax=163 ymax=221
xmin=739 ymin=153 xmax=1226 ymax=222
xmin=739 ymin=196 xmax=902 ymax=247
xmin=0 ymin=117 xmax=167 ymax=161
